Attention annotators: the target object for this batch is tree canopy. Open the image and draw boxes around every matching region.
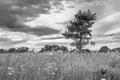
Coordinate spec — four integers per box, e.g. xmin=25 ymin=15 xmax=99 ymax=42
xmin=62 ymin=10 xmax=96 ymax=51
xmin=99 ymin=46 xmax=110 ymax=53
xmin=39 ymin=45 xmax=68 ymax=52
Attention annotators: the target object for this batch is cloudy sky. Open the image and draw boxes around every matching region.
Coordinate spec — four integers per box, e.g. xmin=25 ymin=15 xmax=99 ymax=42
xmin=0 ymin=0 xmax=120 ymax=50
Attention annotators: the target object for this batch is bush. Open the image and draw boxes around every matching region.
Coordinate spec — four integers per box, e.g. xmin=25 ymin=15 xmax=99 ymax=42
xmin=99 ymin=46 xmax=110 ymax=53
xmin=81 ymin=49 xmax=91 ymax=53
xmin=39 ymin=45 xmax=68 ymax=52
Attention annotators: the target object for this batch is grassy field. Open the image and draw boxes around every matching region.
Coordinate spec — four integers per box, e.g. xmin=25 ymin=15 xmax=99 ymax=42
xmin=0 ymin=52 xmax=120 ymax=80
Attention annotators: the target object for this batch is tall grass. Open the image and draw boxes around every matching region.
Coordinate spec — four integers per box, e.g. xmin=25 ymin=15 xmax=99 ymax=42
xmin=0 ymin=52 xmax=119 ymax=80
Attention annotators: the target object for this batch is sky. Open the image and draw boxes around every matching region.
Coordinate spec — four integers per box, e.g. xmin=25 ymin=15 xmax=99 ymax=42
xmin=0 ymin=0 xmax=120 ymax=50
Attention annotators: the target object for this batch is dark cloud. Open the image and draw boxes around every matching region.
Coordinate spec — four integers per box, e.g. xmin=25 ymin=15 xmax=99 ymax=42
xmin=0 ymin=38 xmax=11 ymax=42
xmin=65 ymin=0 xmax=94 ymax=3
xmin=113 ymin=36 xmax=120 ymax=40
xmin=1 ymin=24 xmax=60 ymax=36
xmin=15 ymin=0 xmax=63 ymax=8
xmin=0 ymin=37 xmax=28 ymax=47
xmin=27 ymin=27 xmax=60 ymax=36
xmin=0 ymin=0 xmax=63 ymax=36
xmin=15 ymin=0 xmax=50 ymax=7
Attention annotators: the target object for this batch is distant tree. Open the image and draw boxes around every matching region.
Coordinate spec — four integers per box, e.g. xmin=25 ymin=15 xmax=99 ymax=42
xmin=39 ymin=45 xmax=68 ymax=52
xmin=51 ymin=45 xmax=59 ymax=51
xmin=16 ymin=47 xmax=29 ymax=53
xmin=62 ymin=10 xmax=96 ymax=51
xmin=0 ymin=49 xmax=7 ymax=53
xmin=111 ymin=48 xmax=120 ymax=52
xmin=31 ymin=48 xmax=35 ymax=53
xmin=0 ymin=49 xmax=4 ymax=53
xmin=70 ymin=49 xmax=76 ymax=53
xmin=99 ymin=46 xmax=110 ymax=53
xmin=39 ymin=48 xmax=45 ymax=53
xmin=21 ymin=47 xmax=29 ymax=53
xmin=81 ymin=49 xmax=91 ymax=53
xmin=39 ymin=45 xmax=55 ymax=52
xmin=59 ymin=46 xmax=68 ymax=52
xmin=8 ymin=48 xmax=16 ymax=53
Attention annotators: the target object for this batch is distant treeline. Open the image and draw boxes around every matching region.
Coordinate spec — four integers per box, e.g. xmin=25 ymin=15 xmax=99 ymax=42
xmin=0 ymin=45 xmax=119 ymax=54
xmin=99 ymin=46 xmax=120 ymax=53
xmin=0 ymin=47 xmax=29 ymax=53
xmin=37 ymin=45 xmax=120 ymax=53
xmin=39 ymin=45 xmax=68 ymax=53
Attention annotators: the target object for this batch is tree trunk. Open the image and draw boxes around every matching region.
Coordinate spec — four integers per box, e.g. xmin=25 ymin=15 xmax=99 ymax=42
xmin=77 ymin=36 xmax=82 ymax=51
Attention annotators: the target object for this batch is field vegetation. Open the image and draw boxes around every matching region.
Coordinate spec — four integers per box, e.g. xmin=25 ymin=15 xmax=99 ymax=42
xmin=0 ymin=52 xmax=120 ymax=80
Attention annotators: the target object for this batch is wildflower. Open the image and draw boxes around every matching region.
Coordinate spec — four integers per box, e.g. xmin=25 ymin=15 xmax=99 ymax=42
xmin=38 ymin=67 xmax=41 ymax=70
xmin=7 ymin=67 xmax=14 ymax=70
xmin=51 ymin=72 xmax=55 ymax=75
xmin=101 ymin=78 xmax=106 ymax=80
xmin=8 ymin=72 xmax=12 ymax=75
xmin=55 ymin=68 xmax=58 ymax=70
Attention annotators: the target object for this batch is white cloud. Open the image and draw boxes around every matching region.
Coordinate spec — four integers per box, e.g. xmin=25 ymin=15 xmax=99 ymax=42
xmin=92 ymin=12 xmax=120 ymax=35
xmin=25 ymin=1 xmax=78 ymax=30
xmin=105 ymin=24 xmax=120 ymax=34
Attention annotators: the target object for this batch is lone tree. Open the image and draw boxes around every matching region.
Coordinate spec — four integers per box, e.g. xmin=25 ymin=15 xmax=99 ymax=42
xmin=62 ymin=10 xmax=96 ymax=51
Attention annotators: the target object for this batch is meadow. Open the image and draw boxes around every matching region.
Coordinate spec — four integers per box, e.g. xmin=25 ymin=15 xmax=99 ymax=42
xmin=0 ymin=52 xmax=120 ymax=80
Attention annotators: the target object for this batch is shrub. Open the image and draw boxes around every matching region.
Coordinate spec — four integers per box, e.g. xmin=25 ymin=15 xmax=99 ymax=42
xmin=99 ymin=46 xmax=110 ymax=53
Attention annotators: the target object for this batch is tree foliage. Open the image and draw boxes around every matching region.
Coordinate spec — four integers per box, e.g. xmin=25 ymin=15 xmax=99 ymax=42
xmin=0 ymin=47 xmax=29 ymax=53
xmin=39 ymin=45 xmax=68 ymax=52
xmin=62 ymin=10 xmax=96 ymax=50
xmin=111 ymin=48 xmax=120 ymax=52
xmin=99 ymin=46 xmax=110 ymax=53
xmin=0 ymin=49 xmax=7 ymax=53
xmin=15 ymin=47 xmax=29 ymax=53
